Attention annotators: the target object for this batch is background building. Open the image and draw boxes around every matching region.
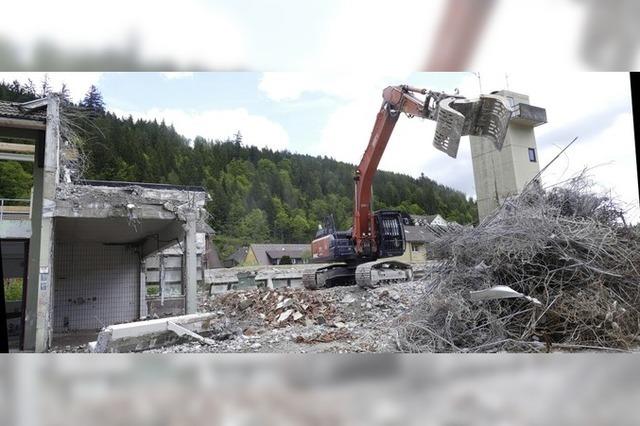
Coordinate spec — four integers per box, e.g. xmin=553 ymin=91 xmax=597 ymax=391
xmin=0 ymin=96 xmax=209 ymax=351
xmin=470 ymin=90 xmax=547 ymax=221
xmin=232 ymin=243 xmax=311 ymax=267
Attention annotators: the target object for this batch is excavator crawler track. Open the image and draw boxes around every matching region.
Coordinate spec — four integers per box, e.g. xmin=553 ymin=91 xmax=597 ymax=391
xmin=302 ymin=266 xmax=326 ymax=290
xmin=356 ymin=260 xmax=413 ymax=289
xmin=302 ymin=264 xmax=355 ymax=290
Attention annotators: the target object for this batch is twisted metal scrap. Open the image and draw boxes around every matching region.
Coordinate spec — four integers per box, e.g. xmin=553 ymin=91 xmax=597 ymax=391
xmin=399 ymin=174 xmax=640 ymax=352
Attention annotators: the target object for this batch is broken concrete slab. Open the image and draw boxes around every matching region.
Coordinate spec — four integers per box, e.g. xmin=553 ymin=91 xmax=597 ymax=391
xmin=277 ymin=309 xmax=294 ymax=323
xmin=469 ymin=285 xmax=542 ymax=306
xmin=341 ymin=294 xmax=356 ymax=304
xmin=166 ymin=321 xmax=215 ymax=345
xmin=90 ymin=312 xmax=220 ymax=353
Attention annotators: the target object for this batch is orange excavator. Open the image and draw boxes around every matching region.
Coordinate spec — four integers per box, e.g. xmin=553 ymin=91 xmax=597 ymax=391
xmin=303 ymin=85 xmax=511 ymax=289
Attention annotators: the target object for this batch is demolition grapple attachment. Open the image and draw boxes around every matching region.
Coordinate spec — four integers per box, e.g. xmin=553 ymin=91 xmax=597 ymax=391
xmin=432 ymin=94 xmax=512 ymax=158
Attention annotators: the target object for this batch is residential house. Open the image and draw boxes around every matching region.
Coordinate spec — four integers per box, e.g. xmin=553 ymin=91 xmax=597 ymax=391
xmin=241 ymin=243 xmax=311 ymax=266
xmin=394 ymin=217 xmax=460 ymax=263
xmin=224 ymin=246 xmax=249 ymax=268
xmin=410 ymin=214 xmax=449 ymax=227
xmin=394 ymin=225 xmax=437 ymax=263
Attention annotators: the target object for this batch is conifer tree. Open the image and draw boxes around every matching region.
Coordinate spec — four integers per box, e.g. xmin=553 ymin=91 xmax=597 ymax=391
xmin=80 ymin=85 xmax=105 ymax=113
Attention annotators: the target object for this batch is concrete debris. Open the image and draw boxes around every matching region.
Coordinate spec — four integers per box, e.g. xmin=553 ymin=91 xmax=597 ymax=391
xmin=293 ymin=329 xmax=352 ymax=344
xmin=90 ymin=312 xmax=223 ymax=353
xmin=341 ymin=294 xmax=356 ymax=304
xmin=201 ymin=286 xmax=341 ymax=328
xmin=133 ymin=279 xmax=427 ymax=353
xmin=276 ymin=298 xmax=294 ymax=310
xmin=167 ymin=321 xmax=216 ymax=345
xmin=277 ymin=309 xmax=294 ymax=323
xmin=469 ymin=285 xmax=542 ymax=306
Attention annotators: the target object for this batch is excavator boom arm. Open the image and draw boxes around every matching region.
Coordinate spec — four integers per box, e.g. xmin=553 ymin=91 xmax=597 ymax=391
xmin=352 ymin=85 xmax=511 ymax=256
xmin=352 ymin=86 xmax=426 ymax=255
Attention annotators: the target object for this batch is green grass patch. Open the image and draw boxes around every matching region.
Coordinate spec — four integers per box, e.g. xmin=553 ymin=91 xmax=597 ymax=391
xmin=4 ymin=278 xmax=23 ymax=301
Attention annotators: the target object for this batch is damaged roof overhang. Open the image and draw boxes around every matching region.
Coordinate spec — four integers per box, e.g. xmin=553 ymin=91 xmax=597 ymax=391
xmin=78 ymin=180 xmax=206 ymax=193
xmin=0 ymin=99 xmax=47 ymax=130
xmin=55 ymin=217 xmax=175 ymax=244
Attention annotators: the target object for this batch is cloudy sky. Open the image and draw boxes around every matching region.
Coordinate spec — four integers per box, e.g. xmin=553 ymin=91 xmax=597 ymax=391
xmin=1 ymin=71 xmax=638 ymax=222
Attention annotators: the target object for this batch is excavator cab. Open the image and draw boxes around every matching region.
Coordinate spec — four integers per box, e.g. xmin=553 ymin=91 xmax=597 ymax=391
xmin=374 ymin=210 xmax=405 ymax=258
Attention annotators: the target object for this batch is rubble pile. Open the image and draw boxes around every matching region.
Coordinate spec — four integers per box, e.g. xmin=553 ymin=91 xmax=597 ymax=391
xmin=140 ymin=280 xmax=424 ymax=353
xmin=399 ymin=175 xmax=640 ymax=353
xmin=202 ymin=287 xmax=339 ymax=327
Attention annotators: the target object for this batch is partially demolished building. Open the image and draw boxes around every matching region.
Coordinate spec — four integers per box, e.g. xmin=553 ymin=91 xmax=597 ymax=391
xmin=0 ymin=95 xmax=210 ymax=352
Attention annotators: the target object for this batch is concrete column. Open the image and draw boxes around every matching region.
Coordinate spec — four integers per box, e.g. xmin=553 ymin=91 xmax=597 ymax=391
xmin=34 ymin=96 xmax=60 ymax=352
xmin=159 ymin=254 xmax=165 ymax=306
xmin=183 ymin=214 xmax=197 ymax=314
xmin=139 ymin=259 xmax=147 ymax=319
xmin=23 ymin=161 xmax=43 ymax=351
xmin=25 ymin=95 xmax=60 ymax=352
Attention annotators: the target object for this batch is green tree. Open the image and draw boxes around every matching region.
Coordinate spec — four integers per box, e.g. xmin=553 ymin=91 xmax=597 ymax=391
xmin=0 ymin=161 xmax=32 ymax=199
xmin=289 ymin=212 xmax=311 ymax=242
xmin=272 ymin=197 xmax=290 ymax=242
xmin=237 ymin=208 xmax=270 ymax=244
xmin=80 ymin=85 xmax=105 ymax=113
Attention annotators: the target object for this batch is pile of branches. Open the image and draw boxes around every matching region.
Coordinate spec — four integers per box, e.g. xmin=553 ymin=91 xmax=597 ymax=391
xmin=399 ymin=174 xmax=640 ymax=352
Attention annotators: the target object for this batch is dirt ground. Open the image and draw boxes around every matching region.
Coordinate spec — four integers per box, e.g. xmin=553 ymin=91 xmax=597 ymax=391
xmin=143 ymin=279 xmax=428 ymax=353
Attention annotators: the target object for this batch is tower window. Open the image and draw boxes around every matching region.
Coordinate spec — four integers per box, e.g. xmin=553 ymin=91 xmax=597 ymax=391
xmin=528 ymin=148 xmax=537 ymax=162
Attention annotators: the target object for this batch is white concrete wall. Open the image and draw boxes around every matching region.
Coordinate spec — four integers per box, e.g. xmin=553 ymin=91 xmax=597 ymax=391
xmin=53 ymin=242 xmax=139 ymax=331
xmin=430 ymin=215 xmax=448 ymax=227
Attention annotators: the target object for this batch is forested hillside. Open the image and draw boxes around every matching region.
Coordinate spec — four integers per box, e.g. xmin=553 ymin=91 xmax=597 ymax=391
xmin=0 ymin=80 xmax=478 ymax=255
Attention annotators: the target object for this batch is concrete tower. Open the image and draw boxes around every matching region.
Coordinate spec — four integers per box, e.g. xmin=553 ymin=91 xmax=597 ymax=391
xmin=470 ymin=90 xmax=547 ymax=221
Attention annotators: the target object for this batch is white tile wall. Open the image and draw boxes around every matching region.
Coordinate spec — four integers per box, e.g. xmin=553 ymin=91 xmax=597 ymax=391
xmin=53 ymin=242 xmax=139 ymax=331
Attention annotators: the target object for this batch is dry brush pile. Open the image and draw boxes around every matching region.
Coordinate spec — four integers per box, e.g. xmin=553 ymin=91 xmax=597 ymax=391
xmin=399 ymin=175 xmax=640 ymax=352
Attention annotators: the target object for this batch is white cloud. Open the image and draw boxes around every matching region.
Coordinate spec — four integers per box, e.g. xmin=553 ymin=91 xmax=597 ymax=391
xmin=455 ymin=72 xmax=631 ymax=137
xmin=111 ymin=107 xmax=289 ymax=151
xmin=539 ymin=113 xmax=639 ymax=223
xmin=0 ymin=72 xmax=103 ymax=102
xmin=317 ymin=90 xmax=451 ymax=180
xmin=161 ymin=72 xmax=194 ymax=80
xmin=259 ymin=72 xmax=409 ymax=101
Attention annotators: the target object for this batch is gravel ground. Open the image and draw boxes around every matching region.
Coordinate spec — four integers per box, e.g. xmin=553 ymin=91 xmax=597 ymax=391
xmin=144 ymin=279 xmax=429 ymax=353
